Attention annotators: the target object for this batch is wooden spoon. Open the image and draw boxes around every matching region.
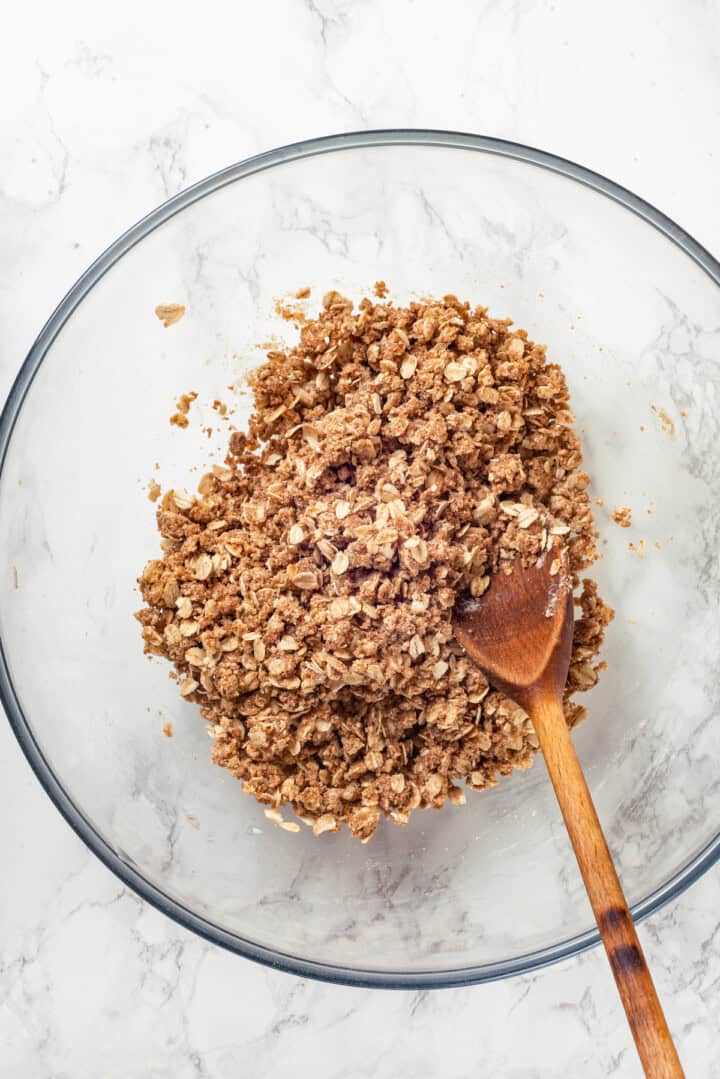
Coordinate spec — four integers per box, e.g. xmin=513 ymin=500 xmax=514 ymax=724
xmin=453 ymin=549 xmax=684 ymax=1078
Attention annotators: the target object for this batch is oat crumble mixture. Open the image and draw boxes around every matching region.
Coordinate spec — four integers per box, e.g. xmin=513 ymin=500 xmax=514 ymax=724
xmin=137 ymin=291 xmax=613 ymax=841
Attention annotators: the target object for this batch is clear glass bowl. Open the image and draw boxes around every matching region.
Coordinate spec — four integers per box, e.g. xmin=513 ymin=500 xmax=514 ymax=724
xmin=2 ymin=131 xmax=719 ymax=988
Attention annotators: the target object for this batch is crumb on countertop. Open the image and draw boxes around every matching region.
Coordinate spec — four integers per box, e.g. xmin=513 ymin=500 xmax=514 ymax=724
xmin=374 ymin=280 xmax=389 ymax=298
xmin=176 ymin=392 xmax=197 ymax=414
xmin=155 ymin=303 xmax=186 ymax=328
xmin=651 ymin=404 xmax=675 ymax=436
xmin=275 ymin=298 xmax=309 ymax=325
xmin=170 ymin=391 xmax=197 ymax=428
xmin=611 ymin=505 xmax=632 ymax=528
xmin=162 ymin=721 xmax=173 ymax=737
xmin=148 ymin=479 xmax=162 ymax=502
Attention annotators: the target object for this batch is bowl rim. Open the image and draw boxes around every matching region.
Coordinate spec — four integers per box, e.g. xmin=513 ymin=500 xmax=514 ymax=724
xmin=2 ymin=128 xmax=719 ymax=989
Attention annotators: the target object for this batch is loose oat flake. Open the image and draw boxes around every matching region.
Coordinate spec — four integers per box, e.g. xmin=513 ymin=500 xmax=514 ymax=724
xmin=137 ymin=291 xmax=612 ymax=841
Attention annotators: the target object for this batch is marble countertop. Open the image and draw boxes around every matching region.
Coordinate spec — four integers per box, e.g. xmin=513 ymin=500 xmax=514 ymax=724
xmin=1 ymin=1 xmax=719 ymax=1075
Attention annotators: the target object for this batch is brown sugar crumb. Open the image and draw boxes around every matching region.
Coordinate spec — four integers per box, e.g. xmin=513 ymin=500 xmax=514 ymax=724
xmin=169 ymin=391 xmax=197 ymax=428
xmin=162 ymin=721 xmax=174 ymax=738
xmin=611 ymin=506 xmax=632 ymax=528
xmin=651 ymin=404 xmax=675 ymax=436
xmin=629 ymin=540 xmax=646 ymax=558
xmin=374 ymin=280 xmax=389 ymax=299
xmin=593 ymin=497 xmax=604 ymax=507
xmin=176 ymin=392 xmax=197 ymax=414
xmin=148 ymin=479 xmax=162 ymax=502
xmin=295 ymin=287 xmax=311 ymax=299
xmin=136 ymin=292 xmax=612 ymax=841
xmin=155 ymin=303 xmax=186 ymax=328
xmin=212 ymin=400 xmax=228 ymax=418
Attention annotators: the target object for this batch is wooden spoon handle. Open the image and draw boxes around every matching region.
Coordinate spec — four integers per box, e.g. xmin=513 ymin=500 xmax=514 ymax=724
xmin=531 ymin=691 xmax=685 ymax=1078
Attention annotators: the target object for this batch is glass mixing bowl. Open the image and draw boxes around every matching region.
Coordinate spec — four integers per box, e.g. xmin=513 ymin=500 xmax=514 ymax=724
xmin=2 ymin=131 xmax=719 ymax=988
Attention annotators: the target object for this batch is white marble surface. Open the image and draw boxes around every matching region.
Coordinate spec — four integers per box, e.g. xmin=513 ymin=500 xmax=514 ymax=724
xmin=1 ymin=1 xmax=719 ymax=1075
